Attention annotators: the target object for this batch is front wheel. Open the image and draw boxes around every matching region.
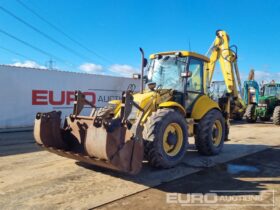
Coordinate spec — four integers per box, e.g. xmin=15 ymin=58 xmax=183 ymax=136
xmin=272 ymin=106 xmax=280 ymax=125
xmin=143 ymin=109 xmax=188 ymax=168
xmin=195 ymin=109 xmax=225 ymax=155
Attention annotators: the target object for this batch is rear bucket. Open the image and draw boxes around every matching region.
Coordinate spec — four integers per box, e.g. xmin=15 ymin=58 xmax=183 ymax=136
xmin=34 ymin=111 xmax=144 ymax=174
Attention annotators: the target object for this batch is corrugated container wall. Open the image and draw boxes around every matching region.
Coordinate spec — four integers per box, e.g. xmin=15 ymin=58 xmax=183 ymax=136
xmin=0 ymin=65 xmax=138 ymax=129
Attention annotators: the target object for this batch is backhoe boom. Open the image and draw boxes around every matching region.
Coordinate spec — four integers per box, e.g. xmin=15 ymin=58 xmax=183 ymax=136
xmin=207 ymin=30 xmax=246 ymax=119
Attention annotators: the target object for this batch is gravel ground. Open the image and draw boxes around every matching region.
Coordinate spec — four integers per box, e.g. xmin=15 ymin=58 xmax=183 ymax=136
xmin=0 ymin=122 xmax=279 ymax=209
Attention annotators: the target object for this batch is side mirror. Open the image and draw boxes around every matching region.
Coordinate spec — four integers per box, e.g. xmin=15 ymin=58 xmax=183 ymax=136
xmin=132 ymin=74 xmax=148 ymax=83
xmin=181 ymin=71 xmax=192 ymax=78
xmin=132 ymin=73 xmax=141 ymax=79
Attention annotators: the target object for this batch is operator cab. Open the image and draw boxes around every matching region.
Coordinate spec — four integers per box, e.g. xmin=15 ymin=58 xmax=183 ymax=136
xmin=262 ymin=83 xmax=280 ymax=98
xmin=147 ymin=51 xmax=209 ymax=111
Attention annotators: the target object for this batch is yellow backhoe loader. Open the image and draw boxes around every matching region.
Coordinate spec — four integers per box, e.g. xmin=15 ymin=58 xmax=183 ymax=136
xmin=34 ymin=30 xmax=241 ymax=174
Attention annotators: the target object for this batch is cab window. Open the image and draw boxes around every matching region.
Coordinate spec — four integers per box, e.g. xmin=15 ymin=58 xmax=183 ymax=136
xmin=187 ymin=58 xmax=203 ymax=93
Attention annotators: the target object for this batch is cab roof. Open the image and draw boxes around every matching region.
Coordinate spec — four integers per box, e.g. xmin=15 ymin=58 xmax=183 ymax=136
xmin=265 ymin=83 xmax=280 ymax=87
xmin=149 ymin=51 xmax=210 ymax=63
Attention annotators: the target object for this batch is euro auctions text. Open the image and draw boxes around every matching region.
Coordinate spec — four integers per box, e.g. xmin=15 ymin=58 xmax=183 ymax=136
xmin=32 ymin=89 xmax=121 ymax=106
xmin=166 ymin=190 xmax=275 ymax=207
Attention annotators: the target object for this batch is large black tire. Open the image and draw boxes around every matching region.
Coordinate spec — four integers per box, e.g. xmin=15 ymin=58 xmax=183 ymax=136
xmin=143 ymin=109 xmax=188 ymax=168
xmin=195 ymin=109 xmax=225 ymax=156
xmin=225 ymin=122 xmax=230 ymax=141
xmin=245 ymin=104 xmax=257 ymax=123
xmin=272 ymin=106 xmax=280 ymax=125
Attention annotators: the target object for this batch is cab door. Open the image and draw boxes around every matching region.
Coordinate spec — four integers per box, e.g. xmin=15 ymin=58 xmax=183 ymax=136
xmin=186 ymin=57 xmax=204 ymax=107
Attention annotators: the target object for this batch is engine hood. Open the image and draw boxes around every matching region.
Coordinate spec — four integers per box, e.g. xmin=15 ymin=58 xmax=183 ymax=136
xmin=132 ymin=89 xmax=173 ymax=109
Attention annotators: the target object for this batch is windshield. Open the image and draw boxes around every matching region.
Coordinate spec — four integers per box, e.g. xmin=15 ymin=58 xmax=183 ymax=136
xmin=264 ymin=85 xmax=280 ymax=97
xmin=147 ymin=55 xmax=186 ymax=92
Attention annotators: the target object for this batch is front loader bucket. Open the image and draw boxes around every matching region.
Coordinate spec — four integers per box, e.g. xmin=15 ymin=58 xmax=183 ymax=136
xmin=34 ymin=111 xmax=144 ymax=174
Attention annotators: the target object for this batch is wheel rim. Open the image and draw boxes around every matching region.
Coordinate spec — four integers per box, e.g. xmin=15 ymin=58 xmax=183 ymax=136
xmin=163 ymin=123 xmax=183 ymax=156
xmin=212 ymin=120 xmax=222 ymax=146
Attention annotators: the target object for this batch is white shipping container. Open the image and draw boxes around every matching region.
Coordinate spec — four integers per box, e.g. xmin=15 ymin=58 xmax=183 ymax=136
xmin=0 ymin=65 xmax=138 ymax=129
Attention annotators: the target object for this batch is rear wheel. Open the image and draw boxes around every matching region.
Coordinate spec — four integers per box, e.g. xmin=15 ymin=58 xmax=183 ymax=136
xmin=195 ymin=109 xmax=225 ymax=155
xmin=272 ymin=106 xmax=280 ymax=125
xmin=143 ymin=109 xmax=188 ymax=168
xmin=245 ymin=104 xmax=257 ymax=123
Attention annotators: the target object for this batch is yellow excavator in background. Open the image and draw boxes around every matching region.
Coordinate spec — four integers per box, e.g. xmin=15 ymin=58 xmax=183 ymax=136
xmin=34 ymin=30 xmax=243 ymax=174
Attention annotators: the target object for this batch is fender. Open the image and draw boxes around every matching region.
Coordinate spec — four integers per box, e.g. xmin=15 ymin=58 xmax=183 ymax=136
xmin=191 ymin=95 xmax=220 ymax=120
xmin=159 ymin=101 xmax=186 ymax=116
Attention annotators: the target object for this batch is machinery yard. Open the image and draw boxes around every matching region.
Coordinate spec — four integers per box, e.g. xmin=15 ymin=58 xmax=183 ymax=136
xmin=1 ymin=1 xmax=280 ymax=209
xmin=1 ymin=122 xmax=279 ymax=209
